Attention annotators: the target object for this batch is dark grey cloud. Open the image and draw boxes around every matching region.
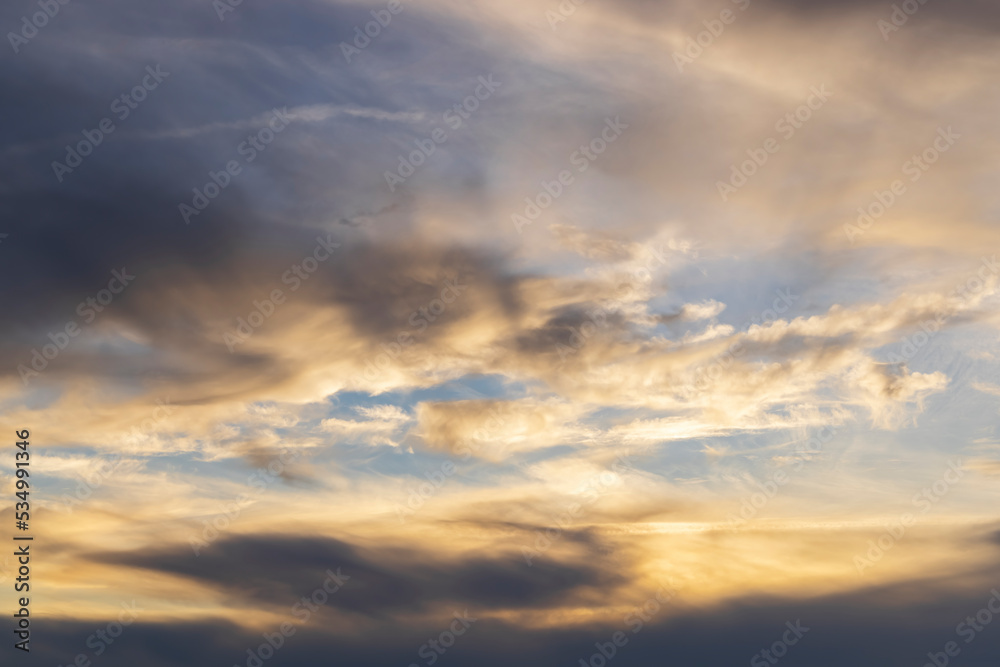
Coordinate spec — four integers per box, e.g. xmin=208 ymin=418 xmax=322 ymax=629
xmin=0 ymin=0 xmax=539 ymax=399
xmin=514 ymin=305 xmax=631 ymax=356
xmin=26 ymin=559 xmax=1000 ymax=667
xmin=89 ymin=533 xmax=625 ymax=616
xmin=601 ymin=0 xmax=1000 ymax=30
xmin=759 ymin=0 xmax=1000 ymax=27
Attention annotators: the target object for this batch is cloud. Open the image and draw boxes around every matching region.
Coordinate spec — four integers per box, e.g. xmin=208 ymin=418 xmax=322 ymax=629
xmin=4 ymin=0 xmax=1000 ymax=663
xmin=850 ymin=361 xmax=949 ymax=429
xmin=679 ymin=300 xmax=726 ymax=321
xmin=90 ymin=533 xmax=626 ymax=618
xmin=972 ymin=382 xmax=1000 ymax=398
xmin=43 ymin=528 xmax=1000 ymax=666
xmin=416 ymin=398 xmax=586 ymax=459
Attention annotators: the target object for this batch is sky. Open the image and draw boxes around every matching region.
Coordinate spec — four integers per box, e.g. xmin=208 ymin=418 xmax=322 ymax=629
xmin=1 ymin=0 xmax=1000 ymax=665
